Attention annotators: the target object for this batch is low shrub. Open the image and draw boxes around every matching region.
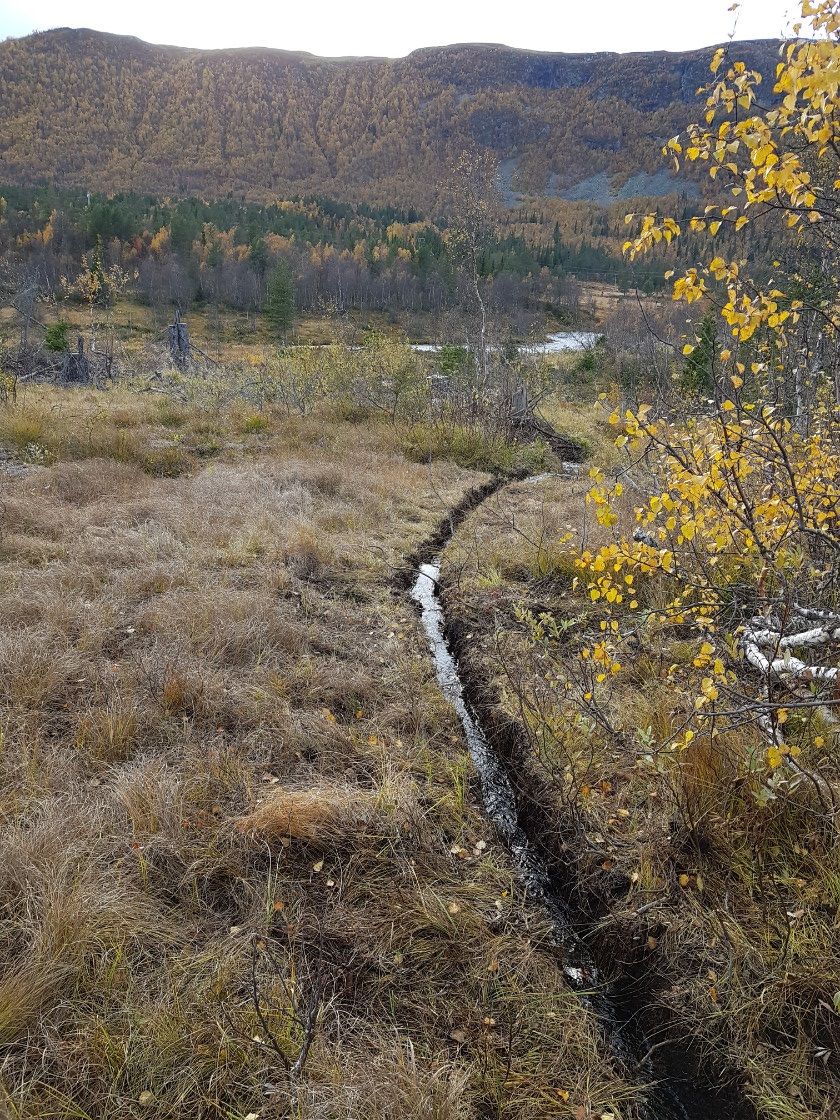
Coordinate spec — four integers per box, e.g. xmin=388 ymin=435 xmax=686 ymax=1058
xmin=403 ymin=422 xmax=550 ymax=475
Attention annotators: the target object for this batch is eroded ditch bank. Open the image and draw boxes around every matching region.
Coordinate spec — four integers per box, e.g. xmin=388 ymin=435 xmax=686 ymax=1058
xmin=396 ymin=474 xmax=758 ymax=1120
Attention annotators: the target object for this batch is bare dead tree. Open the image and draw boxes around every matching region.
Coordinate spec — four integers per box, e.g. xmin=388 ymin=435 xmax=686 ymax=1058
xmin=444 ymin=147 xmax=501 ymax=405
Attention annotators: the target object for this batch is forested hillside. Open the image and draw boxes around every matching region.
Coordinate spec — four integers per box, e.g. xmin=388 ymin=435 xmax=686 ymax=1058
xmin=0 ymin=28 xmax=779 ymax=208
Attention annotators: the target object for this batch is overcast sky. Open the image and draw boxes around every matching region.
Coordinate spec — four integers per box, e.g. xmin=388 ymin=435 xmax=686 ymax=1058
xmin=0 ymin=0 xmax=795 ymax=57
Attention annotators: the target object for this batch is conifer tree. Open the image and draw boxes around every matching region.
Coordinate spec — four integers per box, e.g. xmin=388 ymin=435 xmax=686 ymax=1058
xmin=265 ymin=259 xmax=295 ymax=338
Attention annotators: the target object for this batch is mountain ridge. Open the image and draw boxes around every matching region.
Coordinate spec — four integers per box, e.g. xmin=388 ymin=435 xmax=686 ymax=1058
xmin=0 ymin=28 xmax=781 ymax=209
xmin=15 ymin=25 xmax=780 ymax=67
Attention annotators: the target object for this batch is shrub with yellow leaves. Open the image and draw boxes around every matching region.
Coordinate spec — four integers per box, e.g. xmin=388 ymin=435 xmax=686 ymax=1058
xmin=625 ymin=0 xmax=839 ymax=418
xmin=579 ymin=392 xmax=840 ymax=783
xmin=584 ymin=2 xmax=840 ymax=789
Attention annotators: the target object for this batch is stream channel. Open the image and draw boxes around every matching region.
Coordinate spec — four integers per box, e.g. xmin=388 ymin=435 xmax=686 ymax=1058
xmin=408 ymin=475 xmax=757 ymax=1120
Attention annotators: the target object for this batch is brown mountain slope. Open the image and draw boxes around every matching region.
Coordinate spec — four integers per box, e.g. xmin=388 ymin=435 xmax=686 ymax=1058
xmin=0 ymin=28 xmax=780 ymax=208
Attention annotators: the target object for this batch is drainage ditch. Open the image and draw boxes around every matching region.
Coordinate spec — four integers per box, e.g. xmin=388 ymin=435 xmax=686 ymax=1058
xmin=400 ymin=475 xmax=756 ymax=1120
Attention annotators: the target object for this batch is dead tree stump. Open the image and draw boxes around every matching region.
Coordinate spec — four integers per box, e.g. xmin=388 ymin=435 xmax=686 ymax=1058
xmin=168 ymin=309 xmax=190 ymax=368
xmin=62 ymin=337 xmax=90 ymax=384
xmin=510 ymin=383 xmax=531 ymax=423
xmin=509 ymin=380 xmax=587 ymax=462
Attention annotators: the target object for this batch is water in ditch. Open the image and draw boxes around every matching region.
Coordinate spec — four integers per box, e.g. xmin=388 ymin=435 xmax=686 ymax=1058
xmin=411 ymin=532 xmax=752 ymax=1120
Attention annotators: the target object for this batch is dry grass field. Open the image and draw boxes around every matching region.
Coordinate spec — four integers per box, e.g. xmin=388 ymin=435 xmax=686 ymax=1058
xmin=0 ymin=386 xmax=641 ymax=1119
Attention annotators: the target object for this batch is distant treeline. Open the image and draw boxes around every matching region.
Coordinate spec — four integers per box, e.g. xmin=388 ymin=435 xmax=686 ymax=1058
xmin=0 ymin=185 xmax=674 ymax=323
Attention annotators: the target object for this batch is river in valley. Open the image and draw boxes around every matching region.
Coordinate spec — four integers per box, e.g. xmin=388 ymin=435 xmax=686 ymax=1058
xmin=411 ymin=330 xmax=600 ymax=354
